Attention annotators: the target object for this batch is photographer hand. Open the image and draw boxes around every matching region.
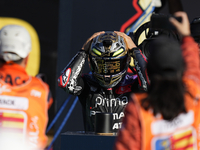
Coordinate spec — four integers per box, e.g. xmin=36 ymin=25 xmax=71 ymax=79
xmin=114 ymin=31 xmax=137 ymax=50
xmin=82 ymin=31 xmax=105 ymax=53
xmin=169 ymin=11 xmax=190 ymax=37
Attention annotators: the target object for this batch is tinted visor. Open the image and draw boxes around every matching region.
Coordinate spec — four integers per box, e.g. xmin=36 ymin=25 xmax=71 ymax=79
xmin=90 ymin=55 xmax=129 ymax=75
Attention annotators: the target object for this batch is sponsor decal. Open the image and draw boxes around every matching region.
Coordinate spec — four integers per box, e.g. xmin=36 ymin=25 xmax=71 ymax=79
xmin=113 ymin=112 xmax=124 ymax=120
xmin=94 ymin=96 xmax=128 ymax=108
xmin=0 ymin=95 xmax=29 ymax=110
xmin=90 ymin=94 xmax=128 ymax=131
xmin=30 ymin=90 xmax=41 ymax=98
xmin=97 ymin=60 xmax=121 ymax=74
xmin=151 ymin=111 xmax=194 ymax=135
xmin=90 ymin=96 xmax=128 ymax=131
xmin=151 ymin=127 xmax=197 ymax=150
xmin=113 ymin=122 xmax=122 ymax=130
xmin=135 ymin=60 xmax=147 ymax=91
xmin=28 ymin=116 xmax=39 ymax=148
xmin=90 ymin=111 xmax=124 ymax=121
xmin=68 ymin=59 xmax=85 ymax=93
xmin=0 ymin=84 xmax=11 ymax=94
xmin=58 ymin=68 xmax=71 ymax=88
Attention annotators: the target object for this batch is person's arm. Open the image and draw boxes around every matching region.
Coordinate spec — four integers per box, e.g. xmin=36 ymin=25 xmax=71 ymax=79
xmin=170 ymin=12 xmax=200 ymax=84
xmin=114 ymin=97 xmax=141 ymax=150
xmin=114 ymin=31 xmax=150 ymax=91
xmin=57 ymin=50 xmax=87 ymax=95
xmin=57 ymin=31 xmax=105 ymax=95
xmin=181 ymin=37 xmax=200 ymax=83
xmin=130 ymin=48 xmax=149 ymax=91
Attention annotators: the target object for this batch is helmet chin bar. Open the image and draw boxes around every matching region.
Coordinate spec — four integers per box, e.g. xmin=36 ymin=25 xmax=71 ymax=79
xmin=93 ymin=69 xmax=126 ymax=89
xmin=104 ymin=75 xmax=111 ymax=82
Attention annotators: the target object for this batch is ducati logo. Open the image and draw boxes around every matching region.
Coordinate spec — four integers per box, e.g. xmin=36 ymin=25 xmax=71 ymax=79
xmin=58 ymin=68 xmax=71 ymax=88
xmin=62 ymin=68 xmax=71 ymax=86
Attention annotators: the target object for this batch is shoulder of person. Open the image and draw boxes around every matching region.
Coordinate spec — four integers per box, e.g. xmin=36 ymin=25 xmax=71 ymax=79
xmin=32 ymin=74 xmax=50 ymax=91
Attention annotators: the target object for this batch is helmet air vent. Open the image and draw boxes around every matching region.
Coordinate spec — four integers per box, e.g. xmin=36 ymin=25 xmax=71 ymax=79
xmin=103 ymin=40 xmax=112 ymax=47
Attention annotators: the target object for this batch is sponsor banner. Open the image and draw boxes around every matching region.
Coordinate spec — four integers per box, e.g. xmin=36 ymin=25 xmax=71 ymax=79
xmin=0 ymin=95 xmax=29 ymax=110
xmin=151 ymin=111 xmax=194 ymax=135
xmin=151 ymin=127 xmax=197 ymax=150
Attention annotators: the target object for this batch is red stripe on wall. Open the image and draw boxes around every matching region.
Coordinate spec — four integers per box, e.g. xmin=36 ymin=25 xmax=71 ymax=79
xmin=120 ymin=0 xmax=143 ymax=32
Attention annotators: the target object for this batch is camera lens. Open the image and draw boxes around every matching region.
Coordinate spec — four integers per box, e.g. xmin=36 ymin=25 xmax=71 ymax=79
xmin=139 ymin=39 xmax=153 ymax=59
xmin=143 ymin=42 xmax=151 ymax=59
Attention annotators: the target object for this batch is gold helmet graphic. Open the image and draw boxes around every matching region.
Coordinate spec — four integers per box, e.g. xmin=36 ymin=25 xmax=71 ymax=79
xmin=88 ymin=31 xmax=130 ymax=88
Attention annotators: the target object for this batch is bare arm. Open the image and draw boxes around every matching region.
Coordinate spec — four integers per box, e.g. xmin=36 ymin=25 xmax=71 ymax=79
xmin=170 ymin=12 xmax=200 ymax=85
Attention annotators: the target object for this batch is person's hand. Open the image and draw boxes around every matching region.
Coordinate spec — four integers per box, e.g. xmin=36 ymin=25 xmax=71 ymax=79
xmin=82 ymin=31 xmax=105 ymax=53
xmin=114 ymin=31 xmax=137 ymax=50
xmin=169 ymin=11 xmax=191 ymax=37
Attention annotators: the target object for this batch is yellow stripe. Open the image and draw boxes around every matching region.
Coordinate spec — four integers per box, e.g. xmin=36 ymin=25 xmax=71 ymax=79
xmin=186 ymin=148 xmax=194 ymax=150
xmin=173 ymin=130 xmax=192 ymax=139
xmin=3 ymin=112 xmax=24 ymax=119
xmin=174 ymin=137 xmax=194 ymax=149
xmin=138 ymin=0 xmax=152 ymax=10
xmin=2 ymin=121 xmax=24 ymax=128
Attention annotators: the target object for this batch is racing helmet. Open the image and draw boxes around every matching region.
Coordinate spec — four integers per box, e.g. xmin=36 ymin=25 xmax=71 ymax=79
xmin=88 ymin=31 xmax=130 ymax=88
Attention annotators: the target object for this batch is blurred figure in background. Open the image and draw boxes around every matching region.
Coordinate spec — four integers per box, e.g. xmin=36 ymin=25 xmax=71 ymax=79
xmin=0 ymin=25 xmax=53 ymax=150
xmin=114 ymin=11 xmax=200 ymax=150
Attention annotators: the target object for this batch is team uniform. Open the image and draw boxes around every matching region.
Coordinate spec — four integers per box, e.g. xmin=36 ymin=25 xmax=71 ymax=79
xmin=114 ymin=37 xmax=200 ymax=150
xmin=0 ymin=61 xmax=52 ymax=150
xmin=58 ymin=46 xmax=148 ymax=133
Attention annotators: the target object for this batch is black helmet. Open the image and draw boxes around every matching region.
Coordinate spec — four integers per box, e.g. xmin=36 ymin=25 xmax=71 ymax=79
xmin=88 ymin=31 xmax=130 ymax=88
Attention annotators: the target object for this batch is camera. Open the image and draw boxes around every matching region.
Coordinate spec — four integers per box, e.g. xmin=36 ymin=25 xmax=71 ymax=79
xmin=130 ymin=13 xmax=181 ymax=59
xmin=151 ymin=13 xmax=182 ymax=31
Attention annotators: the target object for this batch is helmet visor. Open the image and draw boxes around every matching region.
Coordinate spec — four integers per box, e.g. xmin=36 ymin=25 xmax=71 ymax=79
xmin=90 ymin=55 xmax=129 ymax=75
